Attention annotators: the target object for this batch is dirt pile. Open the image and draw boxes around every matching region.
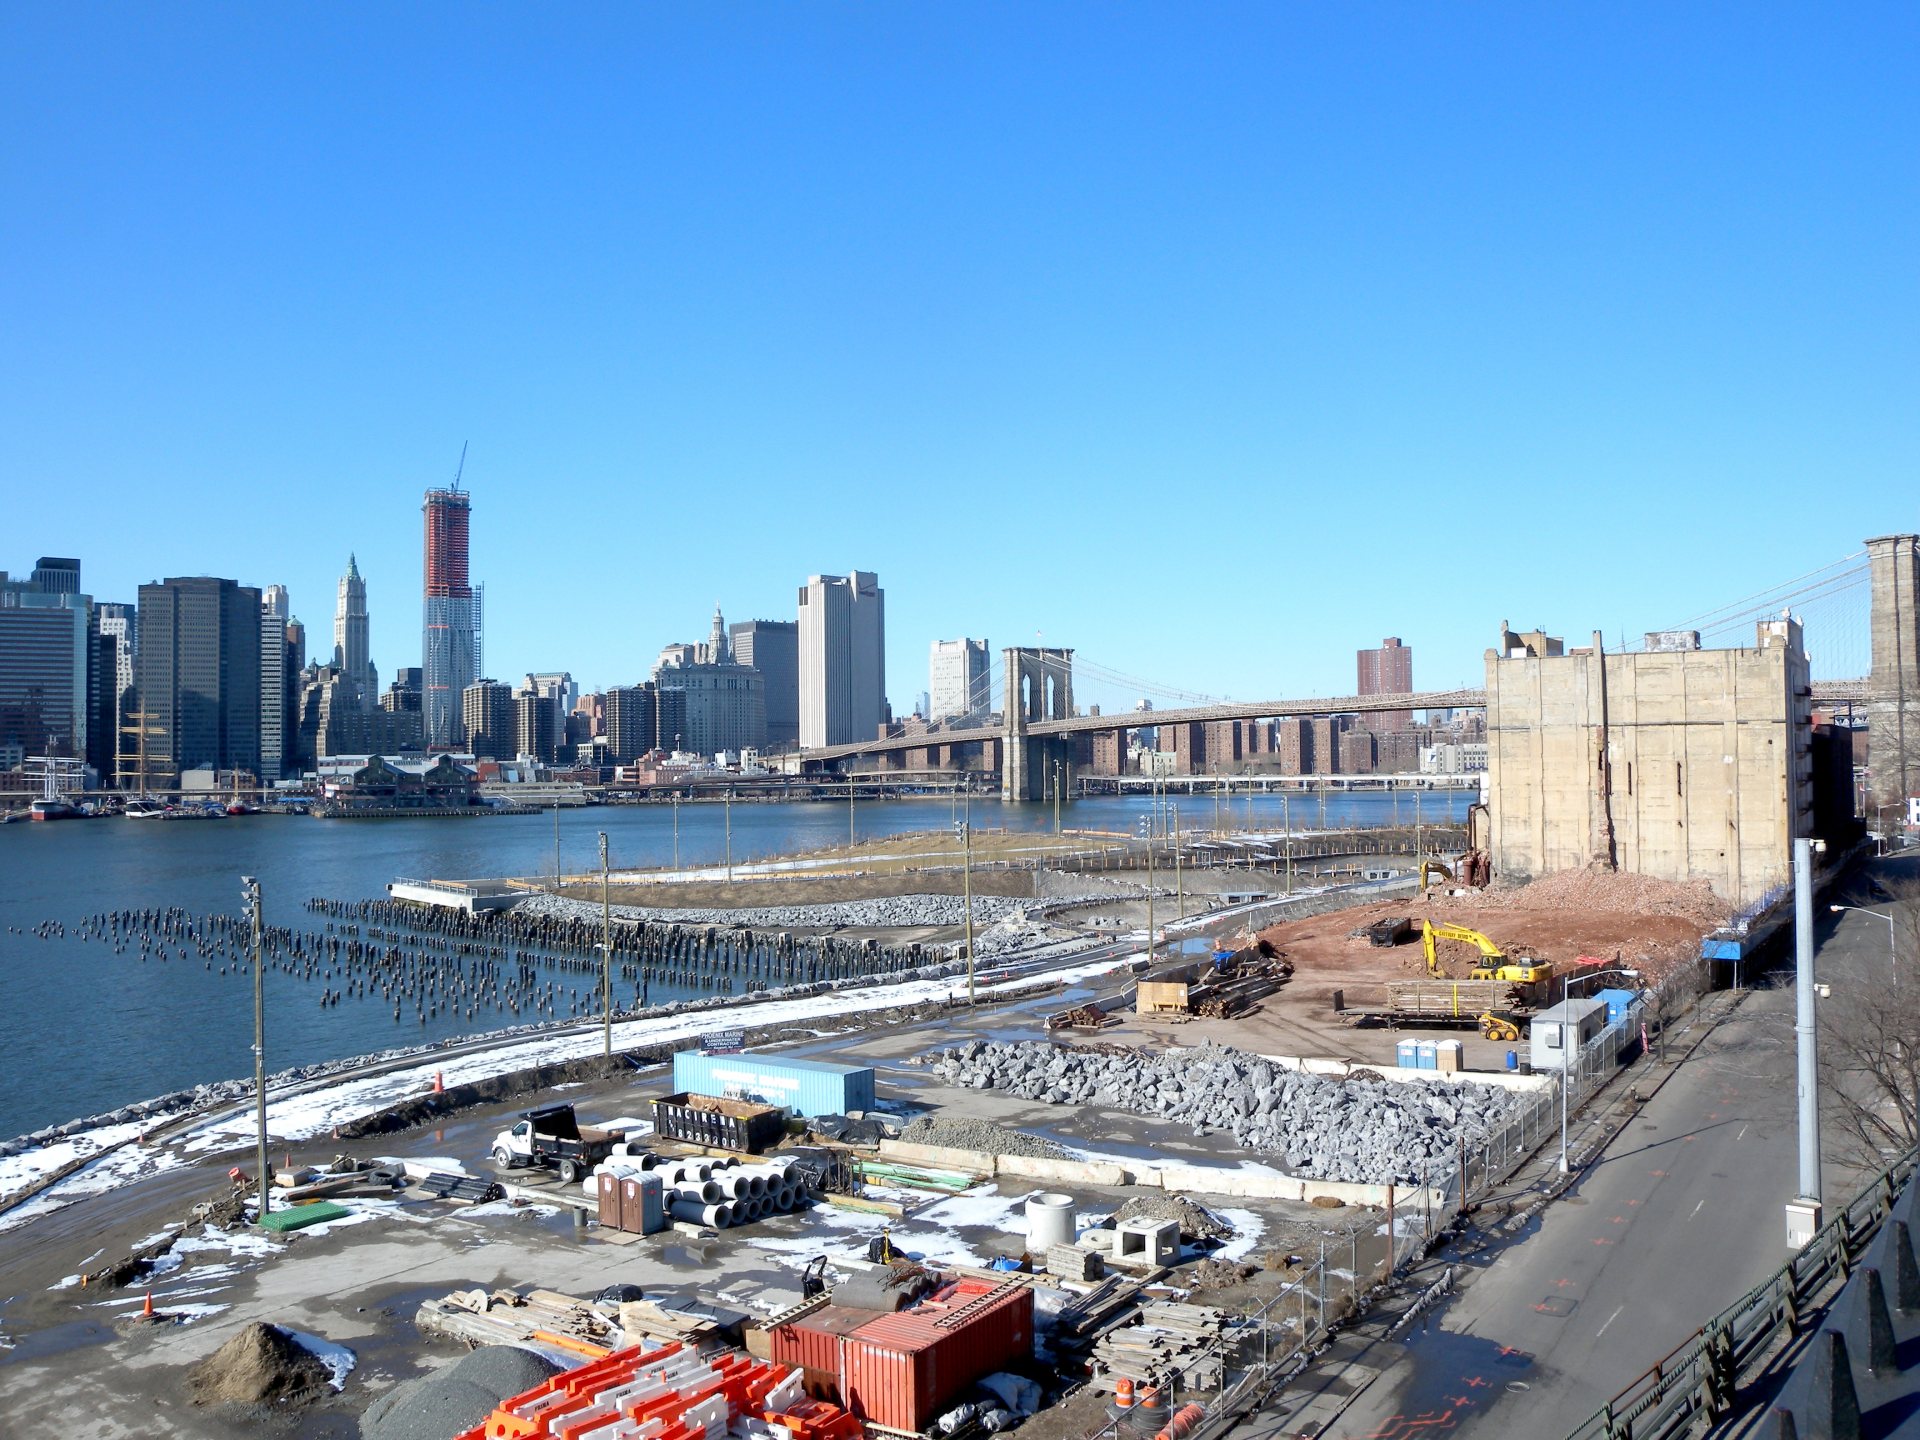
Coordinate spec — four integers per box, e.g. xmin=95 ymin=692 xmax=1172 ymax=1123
xmin=187 ymin=1322 xmax=331 ymax=1407
xmin=897 ymin=1115 xmax=1066 ymax=1158
xmin=1471 ymin=870 xmax=1732 ymax=928
xmin=1111 ymin=1193 xmax=1233 ymax=1242
xmin=360 ymin=1345 xmax=562 ymax=1440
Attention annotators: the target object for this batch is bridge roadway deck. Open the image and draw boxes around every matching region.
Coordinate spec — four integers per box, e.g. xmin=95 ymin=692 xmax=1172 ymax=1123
xmin=797 ymin=678 xmax=1866 ymax=765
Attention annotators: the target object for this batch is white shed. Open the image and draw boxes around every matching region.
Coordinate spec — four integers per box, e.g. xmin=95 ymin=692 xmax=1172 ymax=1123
xmin=1530 ymin=997 xmax=1608 ymax=1073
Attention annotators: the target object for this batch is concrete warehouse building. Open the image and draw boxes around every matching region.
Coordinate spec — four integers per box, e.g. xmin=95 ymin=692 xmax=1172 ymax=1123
xmin=1485 ymin=616 xmax=1851 ymax=907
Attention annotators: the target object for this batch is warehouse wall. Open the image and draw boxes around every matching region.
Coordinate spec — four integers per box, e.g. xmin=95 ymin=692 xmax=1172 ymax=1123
xmin=1486 ymin=620 xmax=1812 ymax=906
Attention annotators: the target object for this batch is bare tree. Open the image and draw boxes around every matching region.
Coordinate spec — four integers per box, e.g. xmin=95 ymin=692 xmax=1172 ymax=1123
xmin=1818 ymin=878 xmax=1920 ymax=1165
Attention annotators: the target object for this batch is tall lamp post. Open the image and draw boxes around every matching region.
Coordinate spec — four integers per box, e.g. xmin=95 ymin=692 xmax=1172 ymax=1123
xmin=1557 ymin=965 xmax=1640 ymax=1175
xmin=1830 ymin=903 xmax=1899 ymax=989
xmin=959 ymin=781 xmax=975 ymax=1005
xmin=241 ymin=876 xmax=269 ymax=1222
xmin=599 ymin=832 xmax=612 ymax=1058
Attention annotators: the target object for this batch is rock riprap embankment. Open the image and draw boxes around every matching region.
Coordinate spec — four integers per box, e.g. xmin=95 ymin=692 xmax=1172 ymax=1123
xmin=926 ymin=1041 xmax=1525 ymax=1184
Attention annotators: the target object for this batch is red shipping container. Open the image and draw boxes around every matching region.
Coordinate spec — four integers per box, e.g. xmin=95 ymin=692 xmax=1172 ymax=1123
xmin=767 ymin=1304 xmax=874 ymax=1391
xmin=840 ymin=1282 xmax=1034 ymax=1433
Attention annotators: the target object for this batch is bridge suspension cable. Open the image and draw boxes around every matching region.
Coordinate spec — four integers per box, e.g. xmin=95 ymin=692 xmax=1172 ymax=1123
xmin=1642 ymin=550 xmax=1870 ymax=680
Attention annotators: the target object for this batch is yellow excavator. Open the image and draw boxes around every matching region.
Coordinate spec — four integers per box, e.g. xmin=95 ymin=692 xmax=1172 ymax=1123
xmin=1420 ymin=920 xmax=1554 ymax=988
xmin=1418 ymin=859 xmax=1454 ymax=893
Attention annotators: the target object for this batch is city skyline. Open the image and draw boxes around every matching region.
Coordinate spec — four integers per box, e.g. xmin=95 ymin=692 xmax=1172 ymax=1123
xmin=4 ymin=9 xmax=1910 ymax=707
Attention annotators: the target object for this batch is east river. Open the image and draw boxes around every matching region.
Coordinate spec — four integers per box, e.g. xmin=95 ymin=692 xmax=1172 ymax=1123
xmin=0 ymin=790 xmax=1469 ymax=1139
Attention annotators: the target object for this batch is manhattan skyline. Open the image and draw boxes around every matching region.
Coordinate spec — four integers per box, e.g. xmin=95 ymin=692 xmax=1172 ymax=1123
xmin=3 ymin=6 xmax=1914 ymax=703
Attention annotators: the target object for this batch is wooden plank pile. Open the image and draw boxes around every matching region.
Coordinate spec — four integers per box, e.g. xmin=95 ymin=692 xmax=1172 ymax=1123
xmin=1088 ymin=1301 xmax=1230 ymax=1392
xmin=414 ymin=1286 xmax=729 ymax=1352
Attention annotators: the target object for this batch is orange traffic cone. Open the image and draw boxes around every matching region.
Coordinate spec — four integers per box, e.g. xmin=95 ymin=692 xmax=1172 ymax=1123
xmin=141 ymin=1292 xmax=154 ymax=1319
xmin=433 ymin=1071 xmax=444 ymax=1094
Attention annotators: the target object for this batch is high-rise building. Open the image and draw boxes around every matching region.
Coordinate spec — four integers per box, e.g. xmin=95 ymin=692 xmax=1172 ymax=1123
xmin=29 ymin=557 xmax=81 ymax=596
xmin=928 ymin=638 xmax=990 ymax=723
xmin=656 ymin=608 xmax=766 ymax=754
xmin=89 ymin=600 xmax=136 ymax=782
xmin=0 ymin=563 xmax=91 ymax=763
xmin=424 ymin=487 xmax=482 ymax=749
xmin=797 ymin=572 xmax=885 ymax=748
xmin=461 ymin=678 xmax=514 ymax=760
xmin=333 ymin=555 xmax=376 ymax=709
xmin=381 ymin=668 xmax=424 ymax=715
xmin=259 ymin=598 xmax=287 ymax=783
xmin=1357 ymin=637 xmax=1414 ymax=734
xmin=514 ymin=688 xmax=558 ymax=763
xmin=136 ymin=577 xmax=263 ymax=784
xmin=731 ymin=620 xmax=799 ymax=749
xmin=604 ymin=684 xmax=661 ymax=763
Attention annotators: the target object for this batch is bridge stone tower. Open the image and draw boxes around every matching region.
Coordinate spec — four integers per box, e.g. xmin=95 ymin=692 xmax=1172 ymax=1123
xmin=1867 ymin=533 xmax=1920 ymax=823
xmin=1002 ymin=647 xmax=1074 ymax=801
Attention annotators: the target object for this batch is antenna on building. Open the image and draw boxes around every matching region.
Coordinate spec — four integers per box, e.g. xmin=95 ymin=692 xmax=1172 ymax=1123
xmin=452 ymin=440 xmax=468 ymax=491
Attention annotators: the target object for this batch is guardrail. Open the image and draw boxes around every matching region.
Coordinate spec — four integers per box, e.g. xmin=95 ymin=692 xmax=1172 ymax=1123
xmin=1563 ymin=1144 xmax=1920 ymax=1440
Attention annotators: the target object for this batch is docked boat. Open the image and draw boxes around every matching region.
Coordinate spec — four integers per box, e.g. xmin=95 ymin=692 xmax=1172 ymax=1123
xmin=124 ymin=798 xmax=169 ymax=819
xmin=28 ymin=798 xmax=82 ymax=822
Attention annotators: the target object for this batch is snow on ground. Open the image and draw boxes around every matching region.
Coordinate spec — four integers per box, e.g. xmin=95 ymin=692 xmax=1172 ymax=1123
xmin=1208 ymin=1207 xmax=1267 ymax=1263
xmin=181 ymin=957 xmax=1123 ymax=1155
xmin=287 ymin=1329 xmax=357 ymax=1390
xmin=0 ymin=1130 xmax=191 ymax=1236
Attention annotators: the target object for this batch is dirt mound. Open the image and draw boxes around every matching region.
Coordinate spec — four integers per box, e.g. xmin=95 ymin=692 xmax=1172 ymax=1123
xmin=897 ymin=1115 xmax=1065 ymax=1158
xmin=361 ymin=1345 xmax=562 ymax=1440
xmin=1112 ymin=1194 xmax=1232 ymax=1242
xmin=188 ymin=1322 xmax=331 ymax=1407
xmin=1471 ymin=870 xmax=1732 ymax=928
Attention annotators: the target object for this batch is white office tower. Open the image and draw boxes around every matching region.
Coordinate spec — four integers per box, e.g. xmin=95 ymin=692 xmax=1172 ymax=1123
xmin=928 ymin=638 xmax=990 ymax=723
xmin=797 ymin=571 xmax=885 ymax=747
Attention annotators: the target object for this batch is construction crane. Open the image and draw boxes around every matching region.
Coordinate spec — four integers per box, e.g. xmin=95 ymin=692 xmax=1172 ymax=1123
xmin=1420 ymin=920 xmax=1553 ymax=988
xmin=452 ymin=439 xmax=468 ymax=491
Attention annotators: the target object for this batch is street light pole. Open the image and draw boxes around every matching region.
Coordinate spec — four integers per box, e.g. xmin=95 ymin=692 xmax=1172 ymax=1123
xmin=242 ymin=876 xmax=269 ymax=1222
xmin=725 ymin=788 xmax=734 ymax=884
xmin=1794 ymin=837 xmax=1824 ymax=1211
xmin=599 ymin=831 xmax=612 ymax=1059
xmin=671 ymin=795 xmax=679 ymax=869
xmin=961 ymin=781 xmax=975 ymax=1005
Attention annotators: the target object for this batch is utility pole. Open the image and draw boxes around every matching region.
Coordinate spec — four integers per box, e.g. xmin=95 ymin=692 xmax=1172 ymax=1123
xmin=552 ymin=803 xmax=561 ymax=890
xmin=1053 ymin=760 xmax=1062 ymax=835
xmin=961 ymin=782 xmax=976 ymax=1005
xmin=242 ymin=876 xmax=269 ymax=1222
xmin=1174 ymin=804 xmax=1184 ymax=921
xmin=1790 ymin=837 xmax=1824 ymax=1243
xmin=849 ymin=781 xmax=856 ymax=849
xmin=725 ymin=789 xmax=734 ymax=884
xmin=599 ymin=832 xmax=612 ymax=1059
xmin=1146 ymin=816 xmax=1156 ymax=965
xmin=671 ymin=795 xmax=680 ymax=869
xmin=1284 ymin=794 xmax=1293 ymax=895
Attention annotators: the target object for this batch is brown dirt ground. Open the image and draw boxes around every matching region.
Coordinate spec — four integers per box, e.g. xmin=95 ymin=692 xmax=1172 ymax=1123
xmin=1255 ymin=871 xmax=1723 ymax=1016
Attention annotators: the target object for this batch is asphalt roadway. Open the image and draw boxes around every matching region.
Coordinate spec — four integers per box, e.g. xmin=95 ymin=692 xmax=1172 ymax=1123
xmin=1288 ymin=878 xmax=1911 ymax=1440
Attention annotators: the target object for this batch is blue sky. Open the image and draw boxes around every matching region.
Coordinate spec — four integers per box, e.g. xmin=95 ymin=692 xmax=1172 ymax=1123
xmin=3 ymin=5 xmax=1914 ymax=709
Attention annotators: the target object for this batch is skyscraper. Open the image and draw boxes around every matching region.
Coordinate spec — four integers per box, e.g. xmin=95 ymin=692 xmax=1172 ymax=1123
xmin=0 ymin=562 xmax=91 ymax=762
xmin=137 ymin=577 xmax=263 ymax=784
xmin=333 ymin=555 xmax=376 ymax=708
xmin=423 ymin=487 xmax=482 ymax=749
xmin=797 ymin=572 xmax=885 ymax=748
xmin=89 ymin=600 xmax=136 ymax=782
xmin=260 ymin=596 xmax=287 ymax=783
xmin=461 ymin=678 xmax=514 ymax=760
xmin=1357 ymin=637 xmax=1414 ymax=734
xmin=731 ymin=620 xmax=799 ymax=748
xmin=928 ymin=638 xmax=990 ymax=723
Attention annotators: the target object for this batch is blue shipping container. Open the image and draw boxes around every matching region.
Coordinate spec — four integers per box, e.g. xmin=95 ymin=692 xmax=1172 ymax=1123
xmin=671 ymin=1050 xmax=876 ymax=1118
xmin=1593 ymin=987 xmax=1643 ymax=1026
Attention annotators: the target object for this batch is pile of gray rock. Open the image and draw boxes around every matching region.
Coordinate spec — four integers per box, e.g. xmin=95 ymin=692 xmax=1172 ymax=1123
xmin=927 ymin=1041 xmax=1525 ymax=1184
xmin=897 ymin=1114 xmax=1068 ymax=1158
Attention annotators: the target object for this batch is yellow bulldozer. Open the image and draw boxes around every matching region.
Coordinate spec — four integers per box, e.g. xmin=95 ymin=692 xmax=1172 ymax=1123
xmin=1420 ymin=920 xmax=1554 ymax=989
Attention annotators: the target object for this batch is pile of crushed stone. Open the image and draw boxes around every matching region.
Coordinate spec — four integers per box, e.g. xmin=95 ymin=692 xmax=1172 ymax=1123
xmin=360 ymin=1345 xmax=563 ymax=1440
xmin=187 ymin=1322 xmax=330 ymax=1408
xmin=897 ymin=1115 xmax=1067 ymax=1159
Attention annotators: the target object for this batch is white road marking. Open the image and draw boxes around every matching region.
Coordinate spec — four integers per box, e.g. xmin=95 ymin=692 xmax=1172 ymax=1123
xmin=1596 ymin=1304 xmax=1625 ymax=1338
xmin=1689 ymin=1199 xmax=1706 ymax=1221
xmin=1736 ymin=1125 xmax=1749 ymax=1141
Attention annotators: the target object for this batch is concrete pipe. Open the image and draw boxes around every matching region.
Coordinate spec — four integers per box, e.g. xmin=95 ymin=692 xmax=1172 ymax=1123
xmin=668 ymin=1198 xmax=732 ymax=1229
xmin=1026 ymin=1192 xmax=1076 ymax=1252
xmin=717 ymin=1174 xmax=751 ymax=1200
xmin=747 ymin=1173 xmax=769 ymax=1199
xmin=670 ymin=1179 xmax=723 ymax=1204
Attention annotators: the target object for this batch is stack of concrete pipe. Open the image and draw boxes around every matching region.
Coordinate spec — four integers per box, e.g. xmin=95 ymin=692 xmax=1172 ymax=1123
xmin=588 ymin=1154 xmax=811 ymax=1229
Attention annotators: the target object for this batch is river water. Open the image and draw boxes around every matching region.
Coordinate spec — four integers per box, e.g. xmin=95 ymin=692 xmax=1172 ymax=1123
xmin=0 ymin=790 xmax=1468 ymax=1139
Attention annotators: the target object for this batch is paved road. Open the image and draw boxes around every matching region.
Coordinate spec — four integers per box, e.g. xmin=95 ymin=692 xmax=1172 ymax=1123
xmin=1323 ymin=979 xmax=1805 ymax=1440
xmin=1311 ymin=887 xmax=1915 ymax=1440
